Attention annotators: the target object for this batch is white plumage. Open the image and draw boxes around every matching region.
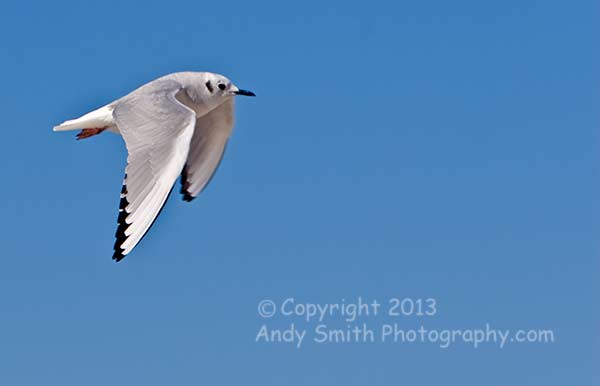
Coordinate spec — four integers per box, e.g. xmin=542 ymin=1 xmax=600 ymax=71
xmin=53 ymin=72 xmax=255 ymax=261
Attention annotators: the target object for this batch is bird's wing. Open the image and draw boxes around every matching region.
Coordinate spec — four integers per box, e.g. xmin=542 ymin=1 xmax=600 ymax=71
xmin=180 ymin=99 xmax=234 ymax=201
xmin=112 ymin=79 xmax=196 ymax=261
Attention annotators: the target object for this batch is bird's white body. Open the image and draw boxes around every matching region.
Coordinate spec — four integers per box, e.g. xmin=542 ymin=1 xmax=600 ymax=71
xmin=54 ymin=72 xmax=243 ymax=133
xmin=53 ymin=72 xmax=255 ymax=261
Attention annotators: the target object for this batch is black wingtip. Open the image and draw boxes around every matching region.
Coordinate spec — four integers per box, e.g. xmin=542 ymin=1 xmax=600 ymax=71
xmin=180 ymin=165 xmax=196 ymax=202
xmin=112 ymin=251 xmax=126 ymax=262
xmin=113 ymin=182 xmax=129 ymax=262
xmin=112 ymin=180 xmax=175 ymax=262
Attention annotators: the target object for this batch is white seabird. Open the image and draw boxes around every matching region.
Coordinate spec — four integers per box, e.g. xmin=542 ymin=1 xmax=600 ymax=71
xmin=54 ymin=72 xmax=256 ymax=261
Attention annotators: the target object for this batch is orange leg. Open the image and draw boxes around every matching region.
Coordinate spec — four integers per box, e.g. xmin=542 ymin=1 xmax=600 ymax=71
xmin=76 ymin=128 xmax=106 ymax=140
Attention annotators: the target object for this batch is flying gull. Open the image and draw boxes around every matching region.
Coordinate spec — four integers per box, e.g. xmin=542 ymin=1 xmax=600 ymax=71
xmin=53 ymin=72 xmax=255 ymax=261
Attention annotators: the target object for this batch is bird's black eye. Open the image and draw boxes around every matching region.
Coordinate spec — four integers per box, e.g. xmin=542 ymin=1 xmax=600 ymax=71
xmin=218 ymin=83 xmax=226 ymax=91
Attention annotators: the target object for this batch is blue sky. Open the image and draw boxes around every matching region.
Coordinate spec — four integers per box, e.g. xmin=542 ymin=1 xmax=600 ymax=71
xmin=0 ymin=0 xmax=598 ymax=385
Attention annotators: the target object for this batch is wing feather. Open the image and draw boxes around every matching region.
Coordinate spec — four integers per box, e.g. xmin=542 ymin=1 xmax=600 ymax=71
xmin=112 ymin=79 xmax=196 ymax=261
xmin=180 ymin=99 xmax=234 ymax=201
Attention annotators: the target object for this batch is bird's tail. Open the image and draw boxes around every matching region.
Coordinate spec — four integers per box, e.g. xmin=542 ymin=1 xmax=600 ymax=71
xmin=53 ymin=104 xmax=115 ymax=132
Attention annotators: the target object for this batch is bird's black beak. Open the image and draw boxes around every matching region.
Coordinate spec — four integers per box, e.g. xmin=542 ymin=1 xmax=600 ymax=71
xmin=234 ymin=89 xmax=256 ymax=97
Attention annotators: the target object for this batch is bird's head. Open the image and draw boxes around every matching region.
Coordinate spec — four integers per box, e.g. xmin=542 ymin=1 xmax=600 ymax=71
xmin=203 ymin=73 xmax=255 ymax=100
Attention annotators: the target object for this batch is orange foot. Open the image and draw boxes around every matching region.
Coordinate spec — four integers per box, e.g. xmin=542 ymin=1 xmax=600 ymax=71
xmin=76 ymin=128 xmax=106 ymax=140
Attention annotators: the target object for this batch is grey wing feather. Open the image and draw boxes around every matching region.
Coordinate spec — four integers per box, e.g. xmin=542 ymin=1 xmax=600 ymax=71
xmin=180 ymin=99 xmax=234 ymax=201
xmin=112 ymin=79 xmax=196 ymax=261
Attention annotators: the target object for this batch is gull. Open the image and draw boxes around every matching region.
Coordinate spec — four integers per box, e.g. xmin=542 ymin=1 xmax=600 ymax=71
xmin=53 ymin=72 xmax=255 ymax=261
